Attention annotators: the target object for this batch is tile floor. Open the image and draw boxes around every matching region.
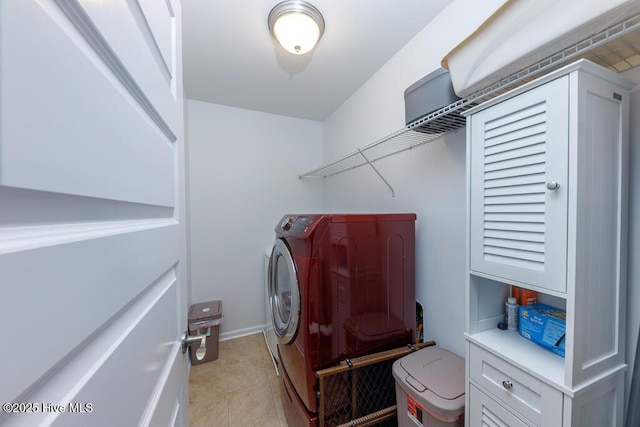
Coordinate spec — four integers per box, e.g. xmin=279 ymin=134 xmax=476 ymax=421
xmin=189 ymin=333 xmax=288 ymax=427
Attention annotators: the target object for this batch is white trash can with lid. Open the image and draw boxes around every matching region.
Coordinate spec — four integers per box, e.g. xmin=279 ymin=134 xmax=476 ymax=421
xmin=392 ymin=346 xmax=465 ymax=427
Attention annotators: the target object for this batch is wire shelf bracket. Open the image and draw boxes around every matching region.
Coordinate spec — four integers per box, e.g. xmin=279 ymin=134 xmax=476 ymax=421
xmin=298 ymin=11 xmax=640 ymax=193
xmin=358 ymin=148 xmax=395 ymax=197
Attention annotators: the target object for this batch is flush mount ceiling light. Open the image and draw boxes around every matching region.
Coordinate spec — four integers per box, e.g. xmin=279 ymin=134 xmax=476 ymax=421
xmin=268 ymin=0 xmax=325 ymax=55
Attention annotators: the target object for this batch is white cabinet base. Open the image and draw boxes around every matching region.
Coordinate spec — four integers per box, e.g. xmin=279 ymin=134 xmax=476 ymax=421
xmin=563 ymin=371 xmax=626 ymax=427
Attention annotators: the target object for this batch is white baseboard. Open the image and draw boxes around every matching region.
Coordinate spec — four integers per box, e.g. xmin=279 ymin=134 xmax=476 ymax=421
xmin=219 ymin=324 xmax=266 ymax=342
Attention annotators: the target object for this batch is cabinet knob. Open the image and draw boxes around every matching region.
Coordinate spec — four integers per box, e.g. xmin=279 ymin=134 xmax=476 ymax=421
xmin=502 ymin=380 xmax=513 ymax=390
xmin=546 ymin=181 xmax=560 ymax=190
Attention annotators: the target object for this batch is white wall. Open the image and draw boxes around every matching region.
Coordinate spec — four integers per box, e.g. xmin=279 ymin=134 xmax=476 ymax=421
xmin=322 ymin=0 xmax=507 ymax=357
xmin=187 ymin=100 xmax=323 ymax=339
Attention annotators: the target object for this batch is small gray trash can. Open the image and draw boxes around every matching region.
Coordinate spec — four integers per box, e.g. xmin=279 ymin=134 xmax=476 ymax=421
xmin=188 ymin=300 xmax=223 ymax=365
xmin=392 ymin=346 xmax=465 ymax=427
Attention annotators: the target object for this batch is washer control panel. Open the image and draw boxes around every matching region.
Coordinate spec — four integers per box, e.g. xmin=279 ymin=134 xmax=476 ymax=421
xmin=279 ymin=215 xmax=316 ymax=235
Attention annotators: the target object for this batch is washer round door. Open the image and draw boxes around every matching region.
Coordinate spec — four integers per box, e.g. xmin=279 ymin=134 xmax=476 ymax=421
xmin=268 ymin=239 xmax=300 ymax=344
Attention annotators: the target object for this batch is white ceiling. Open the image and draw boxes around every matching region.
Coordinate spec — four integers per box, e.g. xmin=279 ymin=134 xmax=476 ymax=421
xmin=182 ymin=0 xmax=453 ymax=121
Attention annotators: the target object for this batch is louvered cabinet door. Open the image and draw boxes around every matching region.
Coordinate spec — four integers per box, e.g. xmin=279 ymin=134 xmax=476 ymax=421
xmin=469 ymin=385 xmax=532 ymax=427
xmin=469 ymin=77 xmax=569 ymax=293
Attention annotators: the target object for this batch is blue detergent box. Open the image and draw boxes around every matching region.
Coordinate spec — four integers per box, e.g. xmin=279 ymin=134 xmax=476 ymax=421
xmin=519 ymin=304 xmax=566 ymax=357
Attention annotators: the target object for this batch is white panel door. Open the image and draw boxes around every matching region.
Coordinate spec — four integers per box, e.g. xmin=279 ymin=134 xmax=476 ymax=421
xmin=469 ymin=77 xmax=569 ymax=293
xmin=0 ymin=1 xmax=188 ymax=426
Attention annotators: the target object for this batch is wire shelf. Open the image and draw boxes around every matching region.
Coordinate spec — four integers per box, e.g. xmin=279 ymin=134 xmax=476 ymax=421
xmin=299 ymin=11 xmax=640 ymax=183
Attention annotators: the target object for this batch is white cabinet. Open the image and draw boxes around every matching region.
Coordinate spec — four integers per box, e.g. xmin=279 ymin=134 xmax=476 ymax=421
xmin=468 ymin=76 xmax=569 ymax=293
xmin=465 ymin=60 xmax=634 ymax=426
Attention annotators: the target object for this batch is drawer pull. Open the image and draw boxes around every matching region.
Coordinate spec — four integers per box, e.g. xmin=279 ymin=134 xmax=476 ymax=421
xmin=502 ymin=380 xmax=513 ymax=390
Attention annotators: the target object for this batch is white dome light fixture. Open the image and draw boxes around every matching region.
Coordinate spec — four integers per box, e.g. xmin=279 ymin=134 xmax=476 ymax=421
xmin=268 ymin=1 xmax=325 ymax=55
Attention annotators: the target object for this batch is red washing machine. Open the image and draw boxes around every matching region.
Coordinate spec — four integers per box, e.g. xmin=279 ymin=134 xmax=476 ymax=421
xmin=268 ymin=214 xmax=416 ymax=427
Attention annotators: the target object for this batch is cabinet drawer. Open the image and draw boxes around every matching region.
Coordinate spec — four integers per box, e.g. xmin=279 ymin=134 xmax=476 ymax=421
xmin=469 ymin=344 xmax=563 ymax=426
xmin=469 ymin=384 xmax=531 ymax=427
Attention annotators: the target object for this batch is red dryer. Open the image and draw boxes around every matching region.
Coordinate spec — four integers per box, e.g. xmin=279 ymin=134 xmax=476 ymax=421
xmin=268 ymin=214 xmax=416 ymax=427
